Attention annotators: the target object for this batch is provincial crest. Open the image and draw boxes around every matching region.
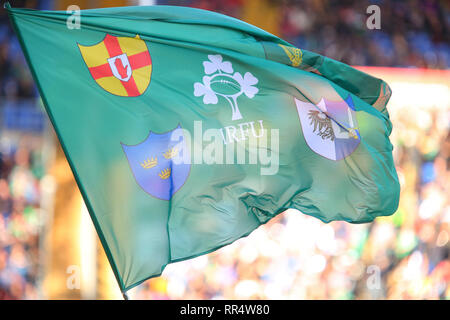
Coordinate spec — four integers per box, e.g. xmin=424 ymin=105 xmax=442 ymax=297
xmin=121 ymin=125 xmax=190 ymax=200
xmin=295 ymin=95 xmax=360 ymax=161
xmin=78 ymin=34 xmax=152 ymax=97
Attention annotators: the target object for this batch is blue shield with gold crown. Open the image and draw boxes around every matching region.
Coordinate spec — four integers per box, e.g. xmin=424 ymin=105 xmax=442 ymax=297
xmin=121 ymin=125 xmax=191 ymax=200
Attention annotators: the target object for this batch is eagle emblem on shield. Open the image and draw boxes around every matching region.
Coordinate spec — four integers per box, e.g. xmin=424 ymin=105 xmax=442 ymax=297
xmin=121 ymin=125 xmax=191 ymax=200
xmin=295 ymin=95 xmax=360 ymax=161
xmin=78 ymin=34 xmax=152 ymax=97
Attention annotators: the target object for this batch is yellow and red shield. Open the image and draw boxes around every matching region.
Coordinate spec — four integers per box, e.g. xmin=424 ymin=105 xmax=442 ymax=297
xmin=78 ymin=34 xmax=152 ymax=97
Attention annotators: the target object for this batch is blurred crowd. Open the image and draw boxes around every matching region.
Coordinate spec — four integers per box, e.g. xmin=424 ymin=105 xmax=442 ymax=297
xmin=0 ymin=0 xmax=40 ymax=100
xmin=0 ymin=0 xmax=449 ymax=299
xmin=0 ymin=138 xmax=45 ymax=299
xmin=0 ymin=0 xmax=47 ymax=300
xmin=160 ymin=0 xmax=450 ymax=69
xmin=135 ymin=105 xmax=450 ymax=299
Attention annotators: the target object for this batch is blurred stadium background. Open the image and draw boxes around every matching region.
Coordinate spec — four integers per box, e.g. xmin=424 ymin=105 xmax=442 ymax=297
xmin=0 ymin=0 xmax=448 ymax=300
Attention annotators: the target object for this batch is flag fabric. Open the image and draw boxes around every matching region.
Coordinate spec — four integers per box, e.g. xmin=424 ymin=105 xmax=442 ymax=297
xmin=6 ymin=4 xmax=400 ymax=292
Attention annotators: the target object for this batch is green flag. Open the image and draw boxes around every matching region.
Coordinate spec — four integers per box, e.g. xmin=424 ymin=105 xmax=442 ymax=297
xmin=6 ymin=4 xmax=399 ymax=292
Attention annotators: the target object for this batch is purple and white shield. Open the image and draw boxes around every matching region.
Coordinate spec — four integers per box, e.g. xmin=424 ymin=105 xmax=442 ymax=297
xmin=121 ymin=125 xmax=191 ymax=200
xmin=295 ymin=95 xmax=360 ymax=161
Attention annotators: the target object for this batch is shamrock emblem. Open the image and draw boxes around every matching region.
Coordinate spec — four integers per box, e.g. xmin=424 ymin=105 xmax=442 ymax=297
xmin=194 ymin=54 xmax=259 ymax=121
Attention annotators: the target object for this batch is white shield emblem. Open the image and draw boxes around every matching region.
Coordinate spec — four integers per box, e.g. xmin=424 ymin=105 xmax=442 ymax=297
xmin=295 ymin=95 xmax=360 ymax=161
xmin=108 ymin=53 xmax=132 ymax=82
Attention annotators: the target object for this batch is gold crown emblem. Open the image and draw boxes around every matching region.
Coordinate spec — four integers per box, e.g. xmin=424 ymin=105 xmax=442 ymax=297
xmin=158 ymin=168 xmax=171 ymax=180
xmin=163 ymin=147 xmax=178 ymax=159
xmin=278 ymin=44 xmax=302 ymax=67
xmin=140 ymin=157 xmax=157 ymax=169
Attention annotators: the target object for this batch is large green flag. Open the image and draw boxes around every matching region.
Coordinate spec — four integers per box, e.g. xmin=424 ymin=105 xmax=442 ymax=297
xmin=6 ymin=4 xmax=399 ymax=293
